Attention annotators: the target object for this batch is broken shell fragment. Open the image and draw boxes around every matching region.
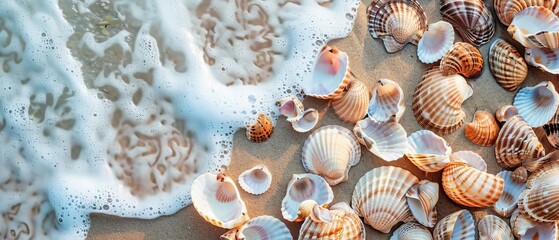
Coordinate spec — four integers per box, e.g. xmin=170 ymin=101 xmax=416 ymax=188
xmin=332 ymin=80 xmax=370 ymax=124
xmin=406 ymin=180 xmax=439 ymax=228
xmin=495 ymin=115 xmax=545 ymax=169
xmin=299 ymin=202 xmax=365 ymax=240
xmin=508 ymin=6 xmax=559 ymax=49
xmin=510 ymin=209 xmax=559 ymax=239
xmin=440 ymin=0 xmax=494 ymax=46
xmin=304 ymin=46 xmax=350 ymax=99
xmin=440 ymin=42 xmax=484 ymax=78
xmin=478 ymin=215 xmax=514 ymax=240
xmin=465 ymin=110 xmax=499 ymax=146
xmin=353 ymin=118 xmax=409 ymax=162
xmin=406 ymin=130 xmax=452 ymax=172
xmin=291 ymin=108 xmax=319 ymax=133
xmin=488 ymin=39 xmax=528 ymax=91
xmin=281 ymin=174 xmax=334 ymax=222
xmin=442 ymin=162 xmax=504 ymax=207
xmin=246 ymin=113 xmax=274 ymax=142
xmin=433 ymin=209 xmax=475 ymax=240
xmin=390 ymin=222 xmax=433 ymax=240
xmin=238 ymin=165 xmax=272 ymax=195
xmin=368 ymin=79 xmax=405 ymax=122
xmin=417 ymin=21 xmax=455 ymax=64
xmin=513 ymin=81 xmax=559 ymax=127
xmin=495 ymin=105 xmax=518 ymax=123
xmin=524 ymin=47 xmax=559 ymax=74
xmin=493 ymin=170 xmax=527 ymax=217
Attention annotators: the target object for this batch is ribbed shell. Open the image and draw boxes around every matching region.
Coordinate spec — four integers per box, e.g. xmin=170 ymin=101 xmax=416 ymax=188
xmin=351 ymin=166 xmax=419 ymax=233
xmin=305 ymin=46 xmax=350 ymax=99
xmin=278 ymin=96 xmax=305 ymax=122
xmin=544 ymin=122 xmax=559 ymax=149
xmin=246 ymin=114 xmax=274 ymax=142
xmin=518 ymin=179 xmax=559 ymax=222
xmin=527 ymin=159 xmax=559 ymax=188
xmin=368 ymin=79 xmax=406 ymax=122
xmin=495 ymin=115 xmax=545 ymax=168
xmin=235 ymin=216 xmax=293 ymax=240
xmin=524 ymin=47 xmax=559 ymax=74
xmin=465 ymin=110 xmax=499 ymax=146
xmin=406 ymin=130 xmax=452 ymax=172
xmin=413 ymin=68 xmax=473 ymax=135
xmin=493 ymin=170 xmax=527 ymax=217
xmin=281 ymin=174 xmax=334 ymax=222
xmin=511 ymin=166 xmax=528 ymax=184
xmin=433 ymin=210 xmax=475 ymax=240
xmin=508 ymin=7 xmax=559 ymax=49
xmin=510 ymin=209 xmax=559 ymax=239
xmin=406 ymin=180 xmax=439 ymax=228
xmin=495 ymin=105 xmax=518 ymax=123
xmin=488 ymin=39 xmax=528 ymax=91
xmin=495 ymin=0 xmax=559 ymax=26
xmin=513 ymin=81 xmax=559 ymax=127
xmin=417 ymin=21 xmax=455 ymax=64
xmin=442 ymin=162 xmax=504 ymax=207
xmin=440 ymin=0 xmax=494 ymax=46
xmin=291 ymin=108 xmax=319 ymax=133
xmin=390 ymin=222 xmax=433 ymax=240
xmin=299 ymin=202 xmax=365 ymax=240
xmin=238 ymin=165 xmax=272 ymax=195
xmin=353 ymin=118 xmax=409 ymax=161
xmin=478 ymin=215 xmax=514 ymax=240
xmin=301 ymin=125 xmax=361 ymax=186
xmin=440 ymin=42 xmax=484 ymax=78
xmin=332 ymin=80 xmax=370 ymax=124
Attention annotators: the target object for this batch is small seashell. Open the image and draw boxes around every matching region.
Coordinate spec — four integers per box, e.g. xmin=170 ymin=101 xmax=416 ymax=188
xmin=524 ymin=47 xmax=559 ymax=74
xmin=390 ymin=222 xmax=433 ymax=240
xmin=440 ymin=42 xmax=484 ymax=78
xmin=517 ymin=177 xmax=559 ymax=222
xmin=246 ymin=113 xmax=274 ymax=143
xmin=433 ymin=209 xmax=475 ymax=240
xmin=522 ymin=150 xmax=559 ymax=172
xmin=281 ymin=174 xmax=334 ymax=222
xmin=508 ymin=7 xmax=559 ymax=49
xmin=406 ymin=130 xmax=452 ymax=172
xmin=495 ymin=105 xmax=518 ymax=123
xmin=278 ymin=96 xmax=305 ymax=122
xmin=440 ymin=0 xmax=494 ymax=46
xmin=353 ymin=118 xmax=409 ymax=161
xmin=299 ymin=202 xmax=365 ymax=240
xmin=238 ymin=165 xmax=272 ymax=195
xmin=368 ymin=79 xmax=405 ymax=122
xmin=413 ymin=67 xmax=473 ymax=135
xmin=512 ymin=166 xmax=528 ymax=184
xmin=543 ymin=111 xmax=559 ymax=149
xmin=223 ymin=216 xmax=292 ymax=240
xmin=451 ymin=151 xmax=488 ymax=172
xmin=513 ymin=81 xmax=559 ymax=127
xmin=332 ymin=80 xmax=370 ymax=123
xmin=478 ymin=215 xmax=514 ymax=240
xmin=495 ymin=115 xmax=545 ymax=169
xmin=465 ymin=110 xmax=499 ymax=146
xmin=301 ymin=125 xmax=361 ymax=185
xmin=493 ymin=170 xmax=527 ymax=218
xmin=442 ymin=162 xmax=504 ymax=207
xmin=494 ymin=0 xmax=559 ymax=26
xmin=510 ymin=209 xmax=559 ymax=239
xmin=291 ymin=108 xmax=319 ymax=133
xmin=406 ymin=180 xmax=439 ymax=228
xmin=352 ymin=166 xmax=419 ymax=233
xmin=488 ymin=39 xmax=528 ymax=91
xmin=304 ymin=46 xmax=350 ymax=99
xmin=417 ymin=21 xmax=455 ymax=64
xmin=191 ymin=173 xmax=250 ymax=229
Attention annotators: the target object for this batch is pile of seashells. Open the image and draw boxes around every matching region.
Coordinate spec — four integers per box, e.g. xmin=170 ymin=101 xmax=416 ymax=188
xmin=189 ymin=0 xmax=559 ymax=239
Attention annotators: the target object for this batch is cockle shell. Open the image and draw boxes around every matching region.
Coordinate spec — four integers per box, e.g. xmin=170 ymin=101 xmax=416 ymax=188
xmin=367 ymin=0 xmax=427 ymax=53
xmin=442 ymin=162 xmax=504 ymax=207
xmin=440 ymin=42 xmax=484 ymax=78
xmin=465 ymin=110 xmax=500 ymax=146
xmin=353 ymin=118 xmax=409 ymax=161
xmin=433 ymin=209 xmax=475 ymax=240
xmin=406 ymin=130 xmax=452 ymax=172
xmin=526 ymin=159 xmax=559 ymax=188
xmin=301 ymin=125 xmax=361 ymax=185
xmin=221 ymin=216 xmax=293 ymax=240
xmin=517 ymin=176 xmax=559 ymax=222
xmin=440 ymin=0 xmax=494 ymax=46
xmin=524 ymin=47 xmax=559 ymax=74
xmin=406 ymin=180 xmax=439 ymax=228
xmin=304 ymin=46 xmax=350 ymax=99
xmin=493 ymin=170 xmax=527 ymax=217
xmin=281 ymin=174 xmax=334 ymax=222
xmin=368 ymin=79 xmax=405 ymax=122
xmin=495 ymin=105 xmax=518 ymax=123
xmin=478 ymin=215 xmax=514 ymax=240
xmin=508 ymin=7 xmax=559 ymax=49
xmin=332 ymin=80 xmax=370 ymax=123
xmin=299 ymin=202 xmax=365 ymax=240
xmin=451 ymin=151 xmax=488 ymax=172
xmin=246 ymin=113 xmax=274 ymax=143
xmin=488 ymin=39 xmax=528 ymax=91
xmin=352 ymin=166 xmax=419 ymax=233
xmin=522 ymin=150 xmax=559 ymax=172
xmin=510 ymin=209 xmax=559 ymax=239
xmin=278 ymin=96 xmax=305 ymax=122
xmin=291 ymin=108 xmax=319 ymax=133
xmin=191 ymin=173 xmax=250 ymax=229
xmin=495 ymin=0 xmax=559 ymax=26
xmin=495 ymin=115 xmax=545 ymax=168
xmin=417 ymin=21 xmax=455 ymax=64
xmin=413 ymin=67 xmax=473 ymax=135
xmin=390 ymin=222 xmax=433 ymax=240
xmin=512 ymin=166 xmax=528 ymax=184
xmin=238 ymin=165 xmax=272 ymax=195
xmin=513 ymin=81 xmax=559 ymax=127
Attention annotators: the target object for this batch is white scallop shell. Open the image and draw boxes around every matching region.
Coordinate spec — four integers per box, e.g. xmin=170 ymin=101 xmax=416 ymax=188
xmin=281 ymin=174 xmax=334 ymax=222
xmin=478 ymin=215 xmax=513 ymax=240
xmin=508 ymin=6 xmax=559 ymax=49
xmin=304 ymin=46 xmax=350 ymax=99
xmin=493 ymin=170 xmax=527 ymax=218
xmin=234 ymin=216 xmax=293 ymax=240
xmin=238 ymin=165 xmax=272 ymax=195
xmin=406 ymin=130 xmax=452 ymax=172
xmin=291 ymin=108 xmax=319 ymax=133
xmin=417 ymin=21 xmax=455 ymax=64
xmin=332 ymin=80 xmax=370 ymax=123
xmin=451 ymin=151 xmax=487 ymax=172
xmin=278 ymin=96 xmax=305 ymax=122
xmin=406 ymin=180 xmax=439 ymax=228
xmin=368 ymin=79 xmax=405 ymax=122
xmin=353 ymin=118 xmax=409 ymax=161
xmin=433 ymin=209 xmax=475 ymax=240
xmin=525 ymin=47 xmax=559 ymax=74
xmin=390 ymin=222 xmax=433 ymax=240
xmin=513 ymin=81 xmax=559 ymax=127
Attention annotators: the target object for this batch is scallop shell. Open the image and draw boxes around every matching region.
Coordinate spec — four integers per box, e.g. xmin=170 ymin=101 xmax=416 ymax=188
xmin=510 ymin=209 xmax=559 ymax=239
xmin=442 ymin=162 xmax=504 ymax=207
xmin=406 ymin=180 xmax=439 ymax=228
xmin=301 ymin=125 xmax=361 ymax=186
xmin=299 ymin=202 xmax=365 ymax=240
xmin=281 ymin=174 xmax=334 ymax=222
xmin=406 ymin=130 xmax=452 ymax=172
xmin=433 ymin=209 xmax=475 ymax=240
xmin=495 ymin=105 xmax=518 ymax=123
xmin=465 ymin=110 xmax=500 ymax=146
xmin=229 ymin=216 xmax=293 ymax=240
xmin=488 ymin=39 xmax=528 ymax=91
xmin=238 ymin=165 xmax=272 ymax=195
xmin=368 ymin=79 xmax=406 ymax=122
xmin=352 ymin=166 xmax=419 ymax=233
xmin=390 ymin=222 xmax=433 ymax=240
xmin=440 ymin=42 xmax=484 ymax=78
xmin=524 ymin=47 xmax=559 ymax=74
xmin=304 ymin=46 xmax=350 ymax=99
xmin=495 ymin=0 xmax=559 ymax=26
xmin=508 ymin=7 xmax=559 ymax=49
xmin=417 ymin=21 xmax=455 ymax=64
xmin=353 ymin=118 xmax=409 ymax=161
xmin=495 ymin=115 xmax=545 ymax=168
xmin=191 ymin=173 xmax=250 ymax=229
xmin=478 ymin=215 xmax=514 ymax=240
xmin=332 ymin=80 xmax=370 ymax=124
xmin=291 ymin=108 xmax=319 ymax=133
xmin=246 ymin=113 xmax=274 ymax=143
xmin=440 ymin=0 xmax=494 ymax=46
xmin=513 ymin=81 xmax=559 ymax=127
xmin=512 ymin=166 xmax=528 ymax=184
xmin=278 ymin=96 xmax=305 ymax=122
xmin=451 ymin=150 xmax=487 ymax=172
xmin=517 ymin=179 xmax=559 ymax=222
xmin=413 ymin=67 xmax=473 ymax=135
xmin=526 ymin=159 xmax=559 ymax=188
xmin=493 ymin=170 xmax=527 ymax=218
xmin=522 ymin=150 xmax=559 ymax=172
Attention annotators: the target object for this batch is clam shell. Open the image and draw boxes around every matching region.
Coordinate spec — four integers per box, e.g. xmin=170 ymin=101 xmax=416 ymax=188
xmin=440 ymin=0 xmax=494 ymax=46
xmin=417 ymin=21 xmax=455 ymax=64
xmin=304 ymin=46 xmax=350 ymax=99
xmin=281 ymin=174 xmax=334 ymax=222
xmin=493 ymin=170 xmax=527 ymax=217
xmin=353 ymin=118 xmax=409 ymax=162
xmin=495 ymin=105 xmax=518 ymax=123
xmin=451 ymin=150 xmax=487 ymax=172
xmin=246 ymin=113 xmax=274 ymax=143
xmin=351 ymin=166 xmax=419 ymax=233
xmin=465 ymin=110 xmax=500 ymax=146
xmin=291 ymin=108 xmax=319 ymax=133
xmin=413 ymin=67 xmax=473 ymax=135
xmin=488 ymin=39 xmax=528 ymax=91
xmin=442 ymin=162 xmax=504 ymax=207
xmin=518 ymin=178 xmax=559 ymax=222
xmin=191 ymin=173 xmax=250 ymax=229
xmin=512 ymin=166 xmax=528 ymax=184
xmin=495 ymin=0 xmax=559 ymax=26
xmin=332 ymin=80 xmax=370 ymax=124
xmin=495 ymin=115 xmax=545 ymax=168
xmin=440 ymin=42 xmax=484 ymax=78
xmin=390 ymin=222 xmax=433 ymax=240
xmin=526 ymin=159 xmax=559 ymax=188
xmin=510 ymin=208 xmax=559 ymax=239
xmin=508 ymin=6 xmax=559 ymax=49
xmin=406 ymin=130 xmax=452 ymax=172
xmin=278 ymin=96 xmax=305 ymax=122
xmin=368 ymin=79 xmax=405 ymax=122
xmin=406 ymin=180 xmax=439 ymax=228
xmin=433 ymin=209 xmax=475 ymax=240
xmin=299 ymin=202 xmax=365 ymax=240
xmin=513 ymin=81 xmax=559 ymax=127
xmin=478 ymin=215 xmax=514 ymax=240
xmin=301 ymin=125 xmax=361 ymax=185
xmin=232 ymin=216 xmax=292 ymax=240
xmin=524 ymin=47 xmax=559 ymax=74
xmin=238 ymin=165 xmax=272 ymax=195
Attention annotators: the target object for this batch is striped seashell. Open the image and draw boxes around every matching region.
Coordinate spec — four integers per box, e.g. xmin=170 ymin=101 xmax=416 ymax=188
xmin=352 ymin=166 xmax=419 ymax=233
xmin=522 ymin=150 xmax=559 ymax=173
xmin=368 ymin=79 xmax=405 ymax=122
xmin=246 ymin=113 xmax=274 ymax=142
xmin=291 ymin=108 xmax=319 ymax=133
xmin=440 ymin=0 xmax=494 ymax=46
xmin=332 ymin=80 xmax=370 ymax=123
xmin=524 ymin=47 xmax=559 ymax=74
xmin=278 ymin=96 xmax=305 ymax=122
xmin=495 ymin=105 xmax=518 ymax=123
xmin=304 ymin=46 xmax=350 ymax=99
xmin=517 ymin=180 xmax=559 ymax=222
xmin=413 ymin=67 xmax=473 ymax=135
xmin=353 ymin=118 xmax=409 ymax=161
xmin=299 ymin=202 xmax=365 ymax=240
xmin=508 ymin=7 xmax=559 ymax=49
xmin=488 ymin=39 xmax=528 ymax=91
xmin=495 ymin=0 xmax=559 ymax=26
xmin=526 ymin=159 xmax=559 ymax=188
xmin=451 ymin=151 xmax=487 ymax=172
xmin=222 ymin=216 xmax=292 ymax=240
xmin=191 ymin=173 xmax=250 ymax=229
xmin=406 ymin=180 xmax=439 ymax=228
xmin=406 ymin=130 xmax=452 ymax=172
xmin=417 ymin=21 xmax=455 ymax=64
xmin=238 ymin=165 xmax=272 ymax=195
xmin=493 ymin=170 xmax=527 ymax=217
xmin=495 ymin=115 xmax=545 ymax=169
xmin=512 ymin=166 xmax=528 ymax=184
xmin=440 ymin=42 xmax=484 ymax=78
xmin=433 ymin=209 xmax=475 ymax=240
xmin=390 ymin=222 xmax=433 ymax=240
xmin=301 ymin=125 xmax=361 ymax=186
xmin=510 ymin=209 xmax=559 ymax=239
xmin=465 ymin=110 xmax=499 ymax=146
xmin=543 ymin=111 xmax=559 ymax=149
xmin=478 ymin=215 xmax=514 ymax=240
xmin=442 ymin=162 xmax=504 ymax=207
xmin=281 ymin=174 xmax=334 ymax=222
xmin=513 ymin=81 xmax=559 ymax=127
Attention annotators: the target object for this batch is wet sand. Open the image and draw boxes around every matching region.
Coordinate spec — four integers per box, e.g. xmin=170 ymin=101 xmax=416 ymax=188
xmin=87 ymin=0 xmax=556 ymax=239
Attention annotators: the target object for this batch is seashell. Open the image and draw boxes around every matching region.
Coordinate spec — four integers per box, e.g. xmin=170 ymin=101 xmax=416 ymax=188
xmin=238 ymin=165 xmax=272 ymax=195
xmin=352 ymin=166 xmax=419 ymax=233
xmin=278 ymin=96 xmax=305 ymax=122
xmin=440 ymin=0 xmax=494 ymax=46
xmin=450 ymin=151 xmax=487 ymax=172
xmin=495 ymin=105 xmax=518 ymax=123
xmin=465 ymin=110 xmax=500 ymax=146
xmin=221 ymin=229 xmax=238 ymax=240
xmin=513 ymin=81 xmax=559 ymax=127
xmin=495 ymin=115 xmax=545 ymax=168
xmin=493 ymin=170 xmax=527 ymax=217
xmin=222 ymin=216 xmax=292 ymax=240
xmin=417 ymin=21 xmax=455 ymax=64
xmin=299 ymin=202 xmax=365 ymax=240
xmin=291 ymin=108 xmax=319 ymax=133
xmin=523 ymin=150 xmax=559 ymax=172
xmin=406 ymin=180 xmax=439 ymax=228
xmin=368 ymin=79 xmax=405 ymax=122
xmin=524 ymin=47 xmax=559 ymax=74
xmin=508 ymin=7 xmax=559 ymax=49
xmin=442 ymin=162 xmax=504 ymax=207
xmin=246 ymin=113 xmax=274 ymax=143
xmin=512 ymin=166 xmax=528 ymax=184
xmin=332 ymin=80 xmax=370 ymax=123
xmin=390 ymin=222 xmax=433 ymax=240
xmin=433 ymin=209 xmax=475 ymax=240
xmin=353 ymin=118 xmax=409 ymax=161
xmin=406 ymin=130 xmax=452 ymax=172
xmin=526 ymin=160 xmax=559 ymax=188
xmin=413 ymin=67 xmax=473 ymax=135
xmin=281 ymin=174 xmax=334 ymax=222
xmin=301 ymin=125 xmax=361 ymax=185
xmin=494 ymin=0 xmax=559 ymax=26
xmin=304 ymin=46 xmax=350 ymax=99
xmin=440 ymin=42 xmax=484 ymax=78
xmin=367 ymin=0 xmax=427 ymax=53
xmin=488 ymin=39 xmax=528 ymax=91
xmin=517 ymin=178 xmax=559 ymax=222
xmin=510 ymin=209 xmax=558 ymax=239
xmin=543 ymin=111 xmax=559 ymax=148
xmin=478 ymin=215 xmax=514 ymax=240
xmin=191 ymin=173 xmax=250 ymax=229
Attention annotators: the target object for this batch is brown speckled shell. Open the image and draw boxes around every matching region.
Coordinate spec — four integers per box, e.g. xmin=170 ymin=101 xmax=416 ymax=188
xmin=246 ymin=113 xmax=274 ymax=142
xmin=440 ymin=42 xmax=484 ymax=78
xmin=465 ymin=110 xmax=499 ymax=146
xmin=512 ymin=166 xmax=528 ymax=184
